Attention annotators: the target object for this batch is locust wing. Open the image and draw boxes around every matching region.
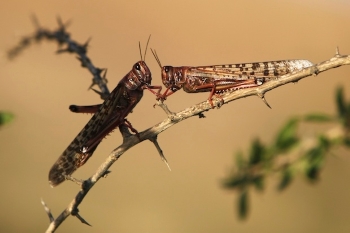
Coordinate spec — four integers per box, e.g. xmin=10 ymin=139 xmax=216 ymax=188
xmin=48 ymin=84 xmax=126 ymax=187
xmin=194 ymin=60 xmax=313 ymax=81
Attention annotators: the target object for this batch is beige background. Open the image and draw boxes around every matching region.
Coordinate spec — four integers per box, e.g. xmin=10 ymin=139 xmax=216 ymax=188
xmin=1 ymin=0 xmax=350 ymax=232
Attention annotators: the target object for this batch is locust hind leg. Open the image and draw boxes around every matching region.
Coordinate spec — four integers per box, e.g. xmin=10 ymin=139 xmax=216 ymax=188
xmin=69 ymin=104 xmax=102 ymax=114
xmin=209 ymin=79 xmax=262 ymax=107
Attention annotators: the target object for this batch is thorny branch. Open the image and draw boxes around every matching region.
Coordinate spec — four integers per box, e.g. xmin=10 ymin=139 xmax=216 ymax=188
xmin=7 ymin=19 xmax=350 ymax=232
xmin=8 ymin=15 xmax=110 ymax=99
xmin=44 ymin=51 xmax=350 ymax=232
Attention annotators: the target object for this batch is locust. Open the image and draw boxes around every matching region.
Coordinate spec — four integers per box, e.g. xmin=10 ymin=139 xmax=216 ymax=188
xmin=48 ymin=43 xmax=161 ymax=187
xmin=151 ymin=50 xmax=313 ymax=107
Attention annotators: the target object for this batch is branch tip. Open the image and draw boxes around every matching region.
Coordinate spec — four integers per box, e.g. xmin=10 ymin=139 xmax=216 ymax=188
xmin=41 ymin=198 xmax=55 ymax=223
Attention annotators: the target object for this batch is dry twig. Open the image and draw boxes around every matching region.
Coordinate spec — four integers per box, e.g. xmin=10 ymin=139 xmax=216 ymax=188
xmin=44 ymin=50 xmax=350 ymax=232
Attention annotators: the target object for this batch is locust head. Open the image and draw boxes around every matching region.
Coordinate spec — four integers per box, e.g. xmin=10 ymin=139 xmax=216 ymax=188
xmin=151 ymin=49 xmax=184 ymax=92
xmin=161 ymin=66 xmax=184 ymax=92
xmin=124 ymin=36 xmax=154 ymax=91
xmin=124 ymin=61 xmax=152 ymax=90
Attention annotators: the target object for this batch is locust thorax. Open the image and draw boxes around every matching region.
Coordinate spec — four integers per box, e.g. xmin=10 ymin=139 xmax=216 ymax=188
xmin=161 ymin=66 xmax=185 ymax=92
xmin=124 ymin=61 xmax=152 ymax=90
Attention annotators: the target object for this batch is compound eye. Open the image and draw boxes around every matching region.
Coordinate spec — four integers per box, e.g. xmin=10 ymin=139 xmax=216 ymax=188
xmin=164 ymin=66 xmax=171 ymax=73
xmin=134 ymin=63 xmax=141 ymax=71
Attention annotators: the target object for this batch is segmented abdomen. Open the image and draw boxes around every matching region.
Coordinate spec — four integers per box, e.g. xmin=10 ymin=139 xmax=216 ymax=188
xmin=48 ymin=113 xmax=105 ymax=187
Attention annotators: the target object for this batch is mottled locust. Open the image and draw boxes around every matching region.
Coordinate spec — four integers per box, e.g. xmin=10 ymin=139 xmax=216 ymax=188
xmin=151 ymin=50 xmax=312 ymax=106
xmin=49 ymin=53 xmax=161 ymax=187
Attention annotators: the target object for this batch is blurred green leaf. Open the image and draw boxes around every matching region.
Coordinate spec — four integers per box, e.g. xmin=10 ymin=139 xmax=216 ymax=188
xmin=318 ymin=135 xmax=330 ymax=150
xmin=252 ymin=175 xmax=264 ymax=191
xmin=238 ymin=190 xmax=249 ymax=219
xmin=235 ymin=151 xmax=245 ymax=170
xmin=274 ymin=118 xmax=299 ymax=152
xmin=249 ymin=139 xmax=264 ymax=165
xmin=225 ymin=87 xmax=350 ymax=219
xmin=346 ymin=103 xmax=350 ymax=128
xmin=305 ymin=164 xmax=320 ymax=181
xmin=306 ymin=146 xmax=324 ymax=163
xmin=0 ymin=111 xmax=14 ymax=126
xmin=223 ymin=175 xmax=247 ymax=189
xmin=336 ymin=86 xmax=347 ymax=118
xmin=344 ymin=137 xmax=350 ymax=148
xmin=303 ymin=113 xmax=334 ymax=122
xmin=304 ymin=145 xmax=325 ymax=182
xmin=278 ymin=168 xmax=293 ymax=191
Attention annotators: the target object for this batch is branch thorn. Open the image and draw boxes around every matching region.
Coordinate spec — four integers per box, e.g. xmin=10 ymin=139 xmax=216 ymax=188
xmin=258 ymin=93 xmax=271 ymax=109
xmin=198 ymin=112 xmax=206 ymax=118
xmin=31 ymin=14 xmax=40 ymax=29
xmin=56 ymin=16 xmax=71 ymax=30
xmin=41 ymin=198 xmax=55 ymax=223
xmin=83 ymin=37 xmax=91 ymax=49
xmin=75 ymin=213 xmax=92 ymax=226
xmin=71 ymin=208 xmax=91 ymax=226
xmin=91 ymin=87 xmax=102 ymax=95
xmin=102 ymin=170 xmax=111 ymax=178
xmin=102 ymin=68 xmax=108 ymax=83
xmin=150 ymin=137 xmax=171 ymax=171
xmin=336 ymin=46 xmax=340 ymax=56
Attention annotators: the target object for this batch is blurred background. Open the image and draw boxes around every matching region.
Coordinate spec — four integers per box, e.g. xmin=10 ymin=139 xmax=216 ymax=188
xmin=0 ymin=0 xmax=350 ymax=232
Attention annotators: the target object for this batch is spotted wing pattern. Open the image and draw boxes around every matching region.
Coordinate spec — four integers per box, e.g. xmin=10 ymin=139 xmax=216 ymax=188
xmin=48 ymin=84 xmax=133 ymax=187
xmin=194 ymin=59 xmax=313 ymax=81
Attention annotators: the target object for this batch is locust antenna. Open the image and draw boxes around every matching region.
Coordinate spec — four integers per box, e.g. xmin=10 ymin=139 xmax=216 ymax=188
xmin=150 ymin=48 xmax=162 ymax=68
xmin=139 ymin=41 xmax=143 ymax=61
xmin=139 ymin=35 xmax=151 ymax=61
xmin=144 ymin=34 xmax=151 ymax=62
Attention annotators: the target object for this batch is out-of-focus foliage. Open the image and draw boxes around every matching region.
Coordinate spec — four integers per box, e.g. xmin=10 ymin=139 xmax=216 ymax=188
xmin=0 ymin=111 xmax=14 ymax=127
xmin=223 ymin=87 xmax=349 ymax=219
